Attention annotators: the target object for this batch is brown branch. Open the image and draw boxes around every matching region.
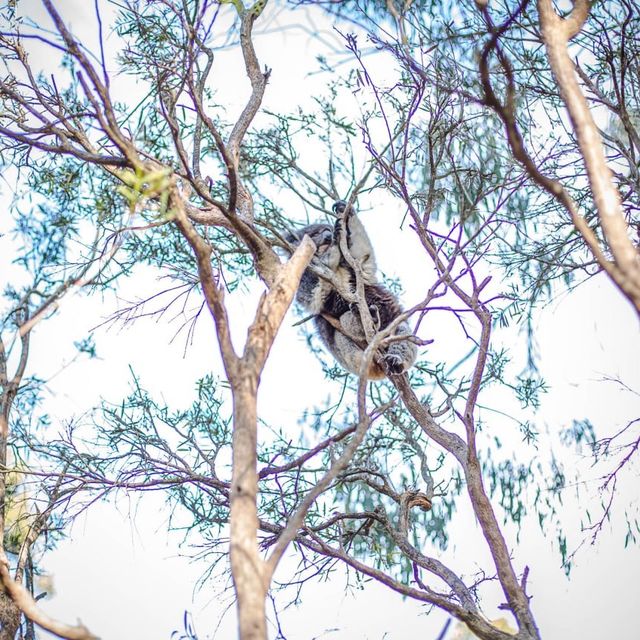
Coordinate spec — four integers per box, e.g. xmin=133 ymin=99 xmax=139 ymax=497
xmin=42 ymin=0 xmax=139 ymax=168
xmin=263 ymin=393 xmax=395 ymax=583
xmin=378 ymin=507 xmax=477 ymax=612
xmin=170 ymin=189 xmax=239 ymax=378
xmin=351 ymin=30 xmax=542 ymax=634
xmin=227 ymin=227 xmax=314 ymax=640
xmin=477 ymin=2 xmax=622 ymax=287
xmin=187 ymin=79 xmax=238 ymax=210
xmin=537 ymin=0 xmax=640 ymax=312
xmin=0 ymin=123 xmax=127 ymax=167
xmin=183 ymin=201 xmax=231 ymax=227
xmin=258 ymin=422 xmax=357 ymax=479
xmin=0 ymin=40 xmax=126 ymax=166
xmin=227 ymin=7 xmax=270 ymax=172
xmin=0 ymin=560 xmax=97 ymax=640
xmin=561 ymin=0 xmax=591 ymax=40
xmin=242 ymin=235 xmax=316 ymax=373
xmin=392 ymin=376 xmax=467 ymax=464
xmin=295 ymin=533 xmax=515 ymax=640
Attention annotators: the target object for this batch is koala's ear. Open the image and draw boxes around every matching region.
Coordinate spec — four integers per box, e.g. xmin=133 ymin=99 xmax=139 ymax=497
xmin=283 ymin=229 xmax=299 ymax=245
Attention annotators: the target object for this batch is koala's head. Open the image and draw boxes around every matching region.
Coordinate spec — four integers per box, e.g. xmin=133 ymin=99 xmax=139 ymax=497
xmin=285 ymin=223 xmax=334 ymax=256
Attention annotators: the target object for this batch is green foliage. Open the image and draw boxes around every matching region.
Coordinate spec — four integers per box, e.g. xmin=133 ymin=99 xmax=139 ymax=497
xmin=560 ymin=419 xmax=597 ymax=452
xmin=117 ymin=166 xmax=173 ymax=216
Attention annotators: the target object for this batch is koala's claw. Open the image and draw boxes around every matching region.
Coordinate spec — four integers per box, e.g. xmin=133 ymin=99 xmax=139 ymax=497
xmin=332 ymin=201 xmax=347 ymax=215
xmin=384 ymin=353 xmax=405 ymax=375
xmin=369 ymin=305 xmax=381 ymax=328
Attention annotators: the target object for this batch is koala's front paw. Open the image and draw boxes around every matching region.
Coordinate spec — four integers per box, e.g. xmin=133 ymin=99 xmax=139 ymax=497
xmin=347 ymin=303 xmax=381 ymax=329
xmin=368 ymin=304 xmax=381 ymax=328
xmin=332 ymin=201 xmax=347 ymax=215
xmin=384 ymin=352 xmax=406 ymax=375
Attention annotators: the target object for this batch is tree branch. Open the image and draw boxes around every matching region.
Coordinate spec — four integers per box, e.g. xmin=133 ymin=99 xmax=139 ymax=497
xmin=537 ymin=0 xmax=640 ymax=312
xmin=0 ymin=559 xmax=97 ymax=640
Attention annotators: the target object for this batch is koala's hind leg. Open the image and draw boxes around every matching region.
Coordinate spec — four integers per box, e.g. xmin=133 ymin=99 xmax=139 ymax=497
xmin=382 ymin=321 xmax=417 ymax=375
xmin=335 ymin=311 xmax=386 ymax=379
xmin=338 ymin=309 xmax=366 ymax=342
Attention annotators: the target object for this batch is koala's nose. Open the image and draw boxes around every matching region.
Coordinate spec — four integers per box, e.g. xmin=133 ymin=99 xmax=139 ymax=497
xmin=315 ymin=230 xmax=333 ymax=252
xmin=319 ymin=229 xmax=333 ymax=245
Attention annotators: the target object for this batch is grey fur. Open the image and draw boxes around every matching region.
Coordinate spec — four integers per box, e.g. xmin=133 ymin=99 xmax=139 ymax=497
xmin=288 ymin=203 xmax=417 ymax=379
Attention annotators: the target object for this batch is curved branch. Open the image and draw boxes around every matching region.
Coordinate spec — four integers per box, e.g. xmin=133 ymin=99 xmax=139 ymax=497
xmin=537 ymin=0 xmax=640 ymax=312
xmin=262 ymin=389 xmax=393 ymax=584
xmin=0 ymin=560 xmax=97 ymax=640
xmin=296 ymin=533 xmax=516 ymax=640
xmin=227 ymin=6 xmax=270 ymax=169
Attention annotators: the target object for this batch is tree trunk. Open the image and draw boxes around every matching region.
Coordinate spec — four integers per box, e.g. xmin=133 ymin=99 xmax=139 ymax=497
xmin=230 ymin=373 xmax=267 ymax=640
xmin=0 ymin=591 xmax=20 ymax=640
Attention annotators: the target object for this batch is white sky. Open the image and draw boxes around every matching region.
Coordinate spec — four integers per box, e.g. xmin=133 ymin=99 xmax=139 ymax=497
xmin=1 ymin=1 xmax=639 ymax=639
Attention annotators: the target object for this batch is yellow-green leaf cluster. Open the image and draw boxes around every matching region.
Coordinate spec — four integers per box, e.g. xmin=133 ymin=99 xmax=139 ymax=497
xmin=117 ymin=166 xmax=173 ymax=218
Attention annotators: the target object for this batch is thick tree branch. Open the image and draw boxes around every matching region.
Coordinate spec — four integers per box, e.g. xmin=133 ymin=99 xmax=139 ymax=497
xmin=0 ymin=559 xmax=97 ymax=640
xmin=243 ymin=235 xmax=316 ymax=374
xmin=227 ymin=234 xmax=313 ymax=640
xmin=537 ymin=0 xmax=640 ymax=312
xmin=171 ymin=190 xmax=240 ymax=378
xmin=227 ymin=4 xmax=270 ymax=171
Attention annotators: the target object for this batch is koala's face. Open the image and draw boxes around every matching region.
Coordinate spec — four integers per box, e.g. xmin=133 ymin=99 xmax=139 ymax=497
xmin=288 ymin=223 xmax=334 ymax=255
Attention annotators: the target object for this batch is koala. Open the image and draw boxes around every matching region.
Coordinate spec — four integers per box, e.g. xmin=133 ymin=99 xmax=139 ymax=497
xmin=287 ymin=202 xmax=417 ymax=379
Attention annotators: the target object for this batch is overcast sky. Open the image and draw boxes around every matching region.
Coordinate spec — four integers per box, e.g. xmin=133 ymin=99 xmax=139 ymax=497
xmin=2 ymin=1 xmax=639 ymax=639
